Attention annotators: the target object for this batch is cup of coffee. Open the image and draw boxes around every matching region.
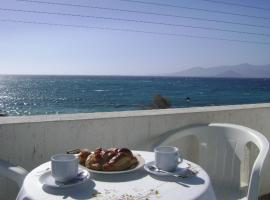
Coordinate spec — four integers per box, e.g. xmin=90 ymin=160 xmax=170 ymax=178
xmin=51 ymin=154 xmax=78 ymax=182
xmin=154 ymin=146 xmax=182 ymax=172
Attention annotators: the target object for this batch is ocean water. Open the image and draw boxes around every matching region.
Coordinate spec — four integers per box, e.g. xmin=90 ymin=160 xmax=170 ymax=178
xmin=0 ymin=75 xmax=270 ymax=116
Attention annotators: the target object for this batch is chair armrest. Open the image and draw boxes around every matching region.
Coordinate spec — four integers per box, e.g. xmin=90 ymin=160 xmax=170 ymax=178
xmin=0 ymin=159 xmax=28 ymax=187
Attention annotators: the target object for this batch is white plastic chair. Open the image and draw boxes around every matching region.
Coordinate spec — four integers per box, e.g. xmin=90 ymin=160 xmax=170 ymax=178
xmin=155 ymin=123 xmax=269 ymax=200
xmin=0 ymin=159 xmax=28 ymax=188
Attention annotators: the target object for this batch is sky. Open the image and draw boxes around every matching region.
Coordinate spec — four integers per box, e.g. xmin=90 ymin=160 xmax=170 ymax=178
xmin=0 ymin=0 xmax=270 ymax=75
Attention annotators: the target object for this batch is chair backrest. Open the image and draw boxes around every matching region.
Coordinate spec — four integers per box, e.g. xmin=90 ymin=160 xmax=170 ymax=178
xmin=155 ymin=123 xmax=269 ymax=200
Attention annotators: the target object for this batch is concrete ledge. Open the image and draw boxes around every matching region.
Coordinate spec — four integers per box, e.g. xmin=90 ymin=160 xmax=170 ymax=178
xmin=1 ymin=103 xmax=270 ymax=124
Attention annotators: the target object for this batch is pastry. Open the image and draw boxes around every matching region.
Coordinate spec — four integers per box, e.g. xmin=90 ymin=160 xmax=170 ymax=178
xmin=78 ymin=149 xmax=92 ymax=165
xmin=82 ymin=147 xmax=138 ymax=171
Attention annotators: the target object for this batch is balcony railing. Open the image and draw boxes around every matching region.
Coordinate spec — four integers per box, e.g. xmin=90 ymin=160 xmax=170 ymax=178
xmin=1 ymin=103 xmax=270 ymax=200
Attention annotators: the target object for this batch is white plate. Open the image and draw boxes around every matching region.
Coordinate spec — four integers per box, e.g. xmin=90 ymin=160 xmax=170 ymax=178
xmin=84 ymin=154 xmax=145 ymax=174
xmin=144 ymin=161 xmax=190 ymax=176
xmin=39 ymin=168 xmax=90 ymax=188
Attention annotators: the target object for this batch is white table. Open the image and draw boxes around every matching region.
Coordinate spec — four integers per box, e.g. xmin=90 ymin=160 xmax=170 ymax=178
xmin=17 ymin=151 xmax=216 ymax=200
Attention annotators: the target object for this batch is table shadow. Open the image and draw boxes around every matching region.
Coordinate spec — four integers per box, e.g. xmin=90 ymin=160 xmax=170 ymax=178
xmin=149 ymin=174 xmax=205 ymax=187
xmin=90 ymin=168 xmax=148 ymax=182
xmin=42 ymin=179 xmax=96 ymax=199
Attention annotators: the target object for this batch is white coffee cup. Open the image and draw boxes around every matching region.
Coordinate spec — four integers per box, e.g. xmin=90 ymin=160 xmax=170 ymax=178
xmin=154 ymin=146 xmax=182 ymax=172
xmin=51 ymin=154 xmax=78 ymax=182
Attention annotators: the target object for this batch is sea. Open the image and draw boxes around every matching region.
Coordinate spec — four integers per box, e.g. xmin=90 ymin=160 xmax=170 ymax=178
xmin=0 ymin=75 xmax=270 ymax=116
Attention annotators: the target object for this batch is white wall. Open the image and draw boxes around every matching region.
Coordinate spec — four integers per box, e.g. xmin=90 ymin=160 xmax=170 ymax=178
xmin=1 ymin=103 xmax=270 ymax=199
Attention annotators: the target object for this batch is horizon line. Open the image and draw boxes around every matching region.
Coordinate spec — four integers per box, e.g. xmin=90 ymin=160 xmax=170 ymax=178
xmin=1 ymin=74 xmax=270 ymax=79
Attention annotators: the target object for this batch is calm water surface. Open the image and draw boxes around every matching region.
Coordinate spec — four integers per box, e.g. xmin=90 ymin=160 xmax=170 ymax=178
xmin=0 ymin=75 xmax=270 ymax=116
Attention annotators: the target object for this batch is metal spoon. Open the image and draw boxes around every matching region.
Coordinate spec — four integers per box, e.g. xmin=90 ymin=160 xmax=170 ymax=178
xmin=148 ymin=165 xmax=197 ymax=178
xmin=76 ymin=170 xmax=89 ymax=180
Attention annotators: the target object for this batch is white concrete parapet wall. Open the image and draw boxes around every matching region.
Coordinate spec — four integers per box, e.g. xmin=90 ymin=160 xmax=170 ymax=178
xmin=0 ymin=103 xmax=270 ymax=199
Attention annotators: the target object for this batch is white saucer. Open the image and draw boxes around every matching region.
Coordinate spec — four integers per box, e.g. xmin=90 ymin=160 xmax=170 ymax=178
xmin=144 ymin=161 xmax=190 ymax=176
xmin=39 ymin=168 xmax=90 ymax=188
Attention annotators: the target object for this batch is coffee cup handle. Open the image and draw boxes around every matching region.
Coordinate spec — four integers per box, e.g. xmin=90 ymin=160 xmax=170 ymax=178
xmin=178 ymin=152 xmax=183 ymax=163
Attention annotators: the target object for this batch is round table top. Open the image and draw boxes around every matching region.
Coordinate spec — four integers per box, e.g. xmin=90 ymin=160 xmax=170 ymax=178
xmin=17 ymin=151 xmax=216 ymax=200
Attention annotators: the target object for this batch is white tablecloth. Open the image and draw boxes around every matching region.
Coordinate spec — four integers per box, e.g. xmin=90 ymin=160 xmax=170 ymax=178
xmin=17 ymin=151 xmax=216 ymax=200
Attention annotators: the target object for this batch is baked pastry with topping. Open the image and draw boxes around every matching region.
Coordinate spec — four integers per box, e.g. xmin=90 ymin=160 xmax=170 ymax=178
xmin=78 ymin=149 xmax=92 ymax=165
xmin=83 ymin=147 xmax=138 ymax=171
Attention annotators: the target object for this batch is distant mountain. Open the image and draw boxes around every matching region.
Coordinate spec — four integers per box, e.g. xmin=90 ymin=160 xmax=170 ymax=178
xmin=215 ymin=70 xmax=242 ymax=78
xmin=166 ymin=64 xmax=270 ymax=78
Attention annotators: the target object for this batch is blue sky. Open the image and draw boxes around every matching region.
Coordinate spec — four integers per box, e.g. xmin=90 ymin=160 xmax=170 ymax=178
xmin=0 ymin=0 xmax=270 ymax=75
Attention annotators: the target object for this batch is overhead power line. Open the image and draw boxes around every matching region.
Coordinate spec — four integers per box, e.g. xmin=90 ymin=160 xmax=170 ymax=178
xmin=198 ymin=0 xmax=270 ymax=11
xmin=15 ymin=0 xmax=270 ymax=29
xmin=1 ymin=8 xmax=270 ymax=37
xmin=0 ymin=19 xmax=269 ymax=45
xmin=119 ymin=0 xmax=270 ymax=20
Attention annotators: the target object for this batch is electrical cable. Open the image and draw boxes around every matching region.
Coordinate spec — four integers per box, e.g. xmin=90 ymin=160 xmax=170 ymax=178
xmin=119 ymin=0 xmax=270 ymax=20
xmin=1 ymin=7 xmax=270 ymax=37
xmin=1 ymin=18 xmax=269 ymax=45
xmin=15 ymin=0 xmax=270 ymax=29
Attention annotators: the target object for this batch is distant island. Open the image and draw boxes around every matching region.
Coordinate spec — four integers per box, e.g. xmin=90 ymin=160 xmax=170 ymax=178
xmin=165 ymin=63 xmax=270 ymax=78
